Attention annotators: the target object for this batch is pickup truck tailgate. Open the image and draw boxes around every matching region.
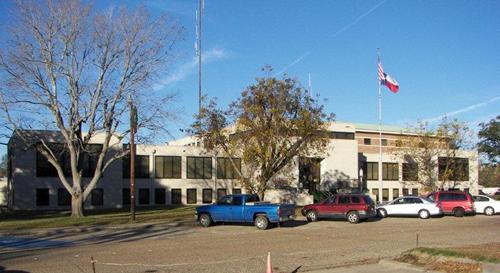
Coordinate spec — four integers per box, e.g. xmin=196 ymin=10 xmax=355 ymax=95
xmin=279 ymin=204 xmax=295 ymax=217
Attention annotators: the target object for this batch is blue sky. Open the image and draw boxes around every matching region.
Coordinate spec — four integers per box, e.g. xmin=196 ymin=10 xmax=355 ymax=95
xmin=1 ymin=0 xmax=499 ymax=148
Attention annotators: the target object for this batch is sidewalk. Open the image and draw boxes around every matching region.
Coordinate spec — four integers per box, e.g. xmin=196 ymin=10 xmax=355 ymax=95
xmin=309 ymin=259 xmax=440 ymax=273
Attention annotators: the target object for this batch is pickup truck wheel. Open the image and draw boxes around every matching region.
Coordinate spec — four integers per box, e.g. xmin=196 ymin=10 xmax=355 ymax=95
xmin=418 ymin=209 xmax=430 ymax=219
xmin=199 ymin=213 xmax=212 ymax=227
xmin=306 ymin=210 xmax=318 ymax=222
xmin=453 ymin=207 xmax=465 ymax=217
xmin=484 ymin=206 xmax=494 ymax=216
xmin=347 ymin=211 xmax=360 ymax=224
xmin=254 ymin=215 xmax=269 ymax=230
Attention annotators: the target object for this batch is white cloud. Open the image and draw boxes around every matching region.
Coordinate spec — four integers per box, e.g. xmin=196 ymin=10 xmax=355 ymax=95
xmin=153 ymin=48 xmax=227 ymax=91
xmin=424 ymin=95 xmax=500 ymax=123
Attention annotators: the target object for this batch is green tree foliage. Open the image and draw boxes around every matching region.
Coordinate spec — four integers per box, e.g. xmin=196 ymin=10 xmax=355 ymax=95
xmin=478 ymin=116 xmax=499 ymax=165
xmin=478 ymin=164 xmax=500 ymax=187
xmin=191 ymin=70 xmax=334 ymax=199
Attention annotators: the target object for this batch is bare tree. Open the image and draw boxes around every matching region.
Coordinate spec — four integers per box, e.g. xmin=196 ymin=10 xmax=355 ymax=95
xmin=395 ymin=118 xmax=473 ymax=192
xmin=0 ymin=0 xmax=183 ymax=217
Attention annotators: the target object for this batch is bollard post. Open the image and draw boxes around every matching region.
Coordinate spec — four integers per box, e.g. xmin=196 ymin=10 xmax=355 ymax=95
xmin=91 ymin=256 xmax=96 ymax=273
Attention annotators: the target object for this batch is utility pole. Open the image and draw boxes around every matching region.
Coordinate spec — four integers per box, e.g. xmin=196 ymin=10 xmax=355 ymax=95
xmin=129 ymin=97 xmax=137 ymax=221
xmin=196 ymin=0 xmax=204 ymax=115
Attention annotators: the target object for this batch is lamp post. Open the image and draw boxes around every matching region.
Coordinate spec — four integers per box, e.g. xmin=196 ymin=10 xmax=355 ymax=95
xmin=359 ymin=168 xmax=364 ymax=193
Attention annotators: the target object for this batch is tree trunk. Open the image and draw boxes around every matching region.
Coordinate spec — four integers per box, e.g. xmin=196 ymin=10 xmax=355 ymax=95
xmin=71 ymin=192 xmax=84 ymax=217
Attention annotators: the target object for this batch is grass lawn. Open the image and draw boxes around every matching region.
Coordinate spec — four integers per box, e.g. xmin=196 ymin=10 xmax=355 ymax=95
xmin=0 ymin=206 xmax=196 ymax=232
xmin=414 ymin=243 xmax=500 ymax=263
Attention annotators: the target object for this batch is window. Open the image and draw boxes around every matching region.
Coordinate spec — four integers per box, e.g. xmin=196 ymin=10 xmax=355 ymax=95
xmin=402 ymin=163 xmax=418 ymax=181
xmin=187 ymin=157 xmax=212 ymax=179
xmin=171 ymin=189 xmax=181 ymax=204
xmin=122 ymin=188 xmax=131 ymax=205
xmin=441 ymin=193 xmax=466 ymax=201
xmin=351 ymin=196 xmax=361 ymax=203
xmin=364 ymin=138 xmax=371 ymax=145
xmin=473 ymin=196 xmax=489 ymax=202
xmin=217 ymin=158 xmax=241 ymax=179
xmin=330 ymin=132 xmax=355 ymax=140
xmin=82 ymin=144 xmax=103 ymax=177
xmin=362 ymin=196 xmax=374 ymax=205
xmin=202 ymin=189 xmax=213 ymax=203
xmin=392 ymin=188 xmax=399 ymax=200
xmin=123 ymin=155 xmax=150 ymax=178
xmin=155 ymin=156 xmax=181 ymax=178
xmin=411 ymin=188 xmax=419 ymax=196
xmin=36 ymin=188 xmax=50 ymax=206
xmin=338 ymin=195 xmax=350 ymax=204
xmin=367 ymin=162 xmax=378 ymax=180
xmin=155 ymin=188 xmax=166 ymax=205
xmin=403 ymin=188 xmax=409 ymax=196
xmin=381 ymin=139 xmax=388 ymax=146
xmin=382 ymin=163 xmax=399 ymax=180
xmin=187 ymin=189 xmax=197 ymax=204
xmin=138 ymin=188 xmax=150 ymax=205
xmin=232 ymin=188 xmax=242 ymax=195
xmin=217 ymin=195 xmax=232 ymax=205
xmin=91 ymin=188 xmax=103 ymax=206
xmin=382 ymin=188 xmax=389 ymax=201
xmin=217 ymin=188 xmax=227 ymax=200
xmin=36 ymin=144 xmax=70 ymax=177
xmin=57 ymin=189 xmax=71 ymax=206
xmin=372 ymin=188 xmax=379 ymax=202
xmin=438 ymin=157 xmax=469 ymax=181
xmin=232 ymin=196 xmax=243 ymax=206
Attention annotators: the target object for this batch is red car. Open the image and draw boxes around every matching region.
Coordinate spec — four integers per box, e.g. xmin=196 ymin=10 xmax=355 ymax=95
xmin=301 ymin=194 xmax=376 ymax=224
xmin=426 ymin=191 xmax=475 ymax=217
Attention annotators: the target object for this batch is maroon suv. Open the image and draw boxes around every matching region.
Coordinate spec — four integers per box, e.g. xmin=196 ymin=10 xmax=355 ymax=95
xmin=426 ymin=191 xmax=475 ymax=217
xmin=301 ymin=194 xmax=376 ymax=224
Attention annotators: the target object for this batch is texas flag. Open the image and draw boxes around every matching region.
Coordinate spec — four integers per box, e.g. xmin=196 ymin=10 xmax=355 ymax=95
xmin=378 ymin=62 xmax=399 ymax=93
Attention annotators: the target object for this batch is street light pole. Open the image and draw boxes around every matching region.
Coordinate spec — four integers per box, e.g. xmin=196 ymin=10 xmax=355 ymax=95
xmin=129 ymin=97 xmax=137 ymax=221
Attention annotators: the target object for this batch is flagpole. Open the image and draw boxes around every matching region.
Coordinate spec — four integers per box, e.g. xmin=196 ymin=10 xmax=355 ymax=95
xmin=377 ymin=49 xmax=383 ymax=204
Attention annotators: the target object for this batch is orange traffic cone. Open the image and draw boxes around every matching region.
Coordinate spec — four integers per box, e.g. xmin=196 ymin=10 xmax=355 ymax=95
xmin=266 ymin=252 xmax=272 ymax=273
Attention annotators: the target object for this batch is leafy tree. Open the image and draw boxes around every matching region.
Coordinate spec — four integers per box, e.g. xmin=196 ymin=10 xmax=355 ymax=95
xmin=395 ymin=118 xmax=473 ymax=192
xmin=478 ymin=116 xmax=499 ymax=165
xmin=0 ymin=0 xmax=183 ymax=217
xmin=191 ymin=70 xmax=334 ymax=199
xmin=478 ymin=163 xmax=500 ymax=187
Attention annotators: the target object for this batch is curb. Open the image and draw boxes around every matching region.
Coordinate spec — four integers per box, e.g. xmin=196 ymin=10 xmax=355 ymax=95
xmin=378 ymin=259 xmax=441 ymax=273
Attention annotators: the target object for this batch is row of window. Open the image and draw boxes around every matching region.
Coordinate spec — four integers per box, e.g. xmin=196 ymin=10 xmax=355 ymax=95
xmin=364 ymin=157 xmax=469 ymax=182
xmin=371 ymin=188 xmax=419 ymax=202
xmin=35 ymin=188 xmax=242 ymax=207
xmin=363 ymin=138 xmax=389 ymax=146
xmin=123 ymin=156 xmax=242 ymax=179
xmin=36 ymin=144 xmax=103 ymax=178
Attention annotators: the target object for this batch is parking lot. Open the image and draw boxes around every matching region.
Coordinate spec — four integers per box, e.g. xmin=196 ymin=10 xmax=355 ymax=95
xmin=1 ymin=215 xmax=499 ymax=273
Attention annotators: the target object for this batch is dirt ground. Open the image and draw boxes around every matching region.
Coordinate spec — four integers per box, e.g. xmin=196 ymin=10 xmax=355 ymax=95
xmin=1 ymin=215 xmax=499 ymax=273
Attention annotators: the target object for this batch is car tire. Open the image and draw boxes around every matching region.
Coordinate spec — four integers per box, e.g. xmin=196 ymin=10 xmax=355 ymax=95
xmin=199 ymin=213 xmax=212 ymax=227
xmin=254 ymin=215 xmax=269 ymax=230
xmin=377 ymin=208 xmax=388 ymax=218
xmin=306 ymin=210 xmax=319 ymax=222
xmin=418 ymin=209 xmax=430 ymax=219
xmin=453 ymin=207 xmax=465 ymax=217
xmin=347 ymin=211 xmax=360 ymax=224
xmin=484 ymin=206 xmax=495 ymax=216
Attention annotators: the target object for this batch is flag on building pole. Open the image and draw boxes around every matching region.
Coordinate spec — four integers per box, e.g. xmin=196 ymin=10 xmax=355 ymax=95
xmin=378 ymin=60 xmax=399 ymax=93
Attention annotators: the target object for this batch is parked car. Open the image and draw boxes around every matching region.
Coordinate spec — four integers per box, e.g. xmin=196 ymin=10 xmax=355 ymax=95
xmin=195 ymin=194 xmax=295 ymax=230
xmin=426 ymin=191 xmax=475 ymax=217
xmin=301 ymin=194 xmax=376 ymax=224
xmin=376 ymin=196 xmax=442 ymax=219
xmin=472 ymin=195 xmax=500 ymax=216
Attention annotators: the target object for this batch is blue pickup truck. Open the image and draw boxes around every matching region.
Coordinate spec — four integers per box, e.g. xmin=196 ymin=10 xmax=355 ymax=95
xmin=195 ymin=194 xmax=295 ymax=230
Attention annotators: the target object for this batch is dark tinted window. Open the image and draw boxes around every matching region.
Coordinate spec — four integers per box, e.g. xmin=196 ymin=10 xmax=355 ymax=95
xmin=367 ymin=162 xmax=378 ymax=180
xmin=202 ymin=189 xmax=213 ymax=203
xmin=382 ymin=188 xmax=389 ymax=201
xmin=123 ymin=155 xmax=150 ymax=178
xmin=217 ymin=188 xmax=227 ymax=200
xmin=381 ymin=139 xmax=388 ymax=146
xmin=187 ymin=157 xmax=212 ymax=179
xmin=217 ymin=158 xmax=241 ymax=179
xmin=91 ymin=188 xmax=104 ymax=206
xmin=330 ymin=132 xmax=355 ymax=140
xmin=232 ymin=188 xmax=242 ymax=195
xmin=382 ymin=163 xmax=398 ymax=180
xmin=122 ymin=188 xmax=131 ymax=205
xmin=338 ymin=196 xmax=350 ymax=204
xmin=155 ymin=156 xmax=181 ymax=178
xmin=218 ymin=195 xmax=232 ymax=205
xmin=155 ymin=188 xmax=166 ymax=205
xmin=171 ymin=189 xmax=181 ymax=204
xmin=473 ymin=196 xmax=489 ymax=202
xmin=364 ymin=138 xmax=371 ymax=145
xmin=402 ymin=163 xmax=418 ymax=181
xmin=351 ymin=196 xmax=361 ymax=204
xmin=411 ymin=188 xmax=419 ymax=196
xmin=438 ymin=157 xmax=469 ymax=181
xmin=187 ymin=189 xmax=197 ymax=204
xmin=36 ymin=188 xmax=50 ymax=206
xmin=138 ymin=188 xmax=149 ymax=205
xmin=246 ymin=195 xmax=260 ymax=203
xmin=403 ymin=188 xmax=409 ymax=196
xmin=413 ymin=198 xmax=423 ymax=204
xmin=57 ymin=189 xmax=71 ymax=206
xmin=232 ymin=196 xmax=243 ymax=206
